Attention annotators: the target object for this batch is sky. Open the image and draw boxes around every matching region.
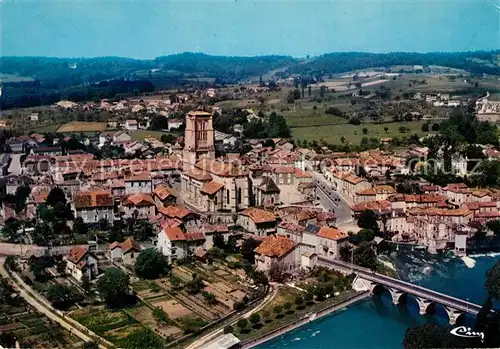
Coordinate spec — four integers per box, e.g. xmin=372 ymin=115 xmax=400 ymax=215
xmin=1 ymin=0 xmax=499 ymax=59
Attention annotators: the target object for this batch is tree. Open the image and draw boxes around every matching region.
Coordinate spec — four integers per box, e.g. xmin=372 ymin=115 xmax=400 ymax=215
xmin=29 ymin=256 xmax=54 ymax=281
xmin=384 ymin=127 xmax=389 ymax=133
xmin=152 ymin=306 xmax=170 ymax=323
xmin=224 ymin=325 xmax=233 ymax=334
xmin=202 ymin=291 xmax=218 ymax=305
xmin=486 ymin=220 xmax=500 ymax=235
xmin=304 ymin=293 xmax=314 ymax=304
xmin=403 ymin=324 xmax=449 ymax=349
xmin=123 ymin=328 xmax=164 ymax=349
xmin=431 ymin=123 xmax=440 ymax=131
xmin=46 ymin=187 xmax=67 ymax=207
xmin=250 ymin=270 xmax=268 ymax=286
xmin=134 ymin=248 xmax=171 ymax=280
xmin=353 ymin=243 xmax=377 ymax=270
xmin=15 ymin=185 xmax=30 ymax=213
xmin=1 ymin=218 xmax=21 ymax=243
xmin=241 ymin=238 xmax=261 ymax=264
xmin=485 ymin=261 xmax=500 ymax=300
xmin=340 ymin=136 xmax=346 ymax=144
xmin=308 ymin=85 xmax=312 ymax=97
xmin=362 ymin=127 xmax=368 ymax=135
xmin=249 ymin=313 xmax=260 ymax=326
xmin=160 ymin=133 xmax=176 ymax=144
xmin=237 ymin=318 xmax=248 ymax=332
xmin=186 ymin=274 xmax=204 ymax=295
xmin=357 ymin=210 xmax=380 ymax=233
xmin=267 ymin=112 xmax=291 ymax=138
xmin=273 ymin=305 xmax=283 ymax=316
xmin=96 ymin=268 xmax=130 ymax=307
xmin=283 ymin=301 xmax=293 ymax=313
xmin=294 ymin=296 xmax=304 ymax=307
xmin=213 ymin=233 xmax=225 ymax=249
xmin=46 ymin=284 xmax=81 ymax=310
xmin=4 ymin=256 xmax=18 ymax=272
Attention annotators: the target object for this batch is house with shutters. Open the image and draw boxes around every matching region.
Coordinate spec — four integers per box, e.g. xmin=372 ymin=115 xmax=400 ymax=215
xmin=237 ymin=207 xmax=277 ymax=236
xmin=65 ymin=247 xmax=98 ymax=282
xmin=121 ymin=193 xmax=156 ymax=219
xmin=72 ymin=190 xmax=114 ymax=225
xmin=109 ymin=238 xmax=141 ymax=265
xmin=157 ymin=226 xmax=205 ymax=262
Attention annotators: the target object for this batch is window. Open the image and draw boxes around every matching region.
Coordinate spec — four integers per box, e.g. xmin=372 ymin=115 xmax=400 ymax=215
xmin=227 ymin=189 xmax=230 ymax=204
xmin=237 ymin=188 xmax=242 ymax=204
xmin=214 ymin=196 xmax=218 ymax=205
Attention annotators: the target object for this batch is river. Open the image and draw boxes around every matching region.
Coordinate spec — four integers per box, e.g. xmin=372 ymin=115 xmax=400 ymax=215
xmin=257 ymin=248 xmax=500 ymax=349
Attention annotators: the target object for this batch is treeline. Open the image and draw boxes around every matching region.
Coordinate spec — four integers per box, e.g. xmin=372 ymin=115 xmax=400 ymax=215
xmin=0 ymin=79 xmax=155 ymax=110
xmin=285 ymin=51 xmax=500 ymax=76
xmin=154 ymin=52 xmax=297 ymax=81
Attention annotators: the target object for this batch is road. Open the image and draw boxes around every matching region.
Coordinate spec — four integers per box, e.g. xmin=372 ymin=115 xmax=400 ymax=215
xmin=313 ymin=172 xmax=353 ymax=225
xmin=185 ymin=284 xmax=279 ymax=349
xmin=0 ymin=257 xmax=106 ymax=347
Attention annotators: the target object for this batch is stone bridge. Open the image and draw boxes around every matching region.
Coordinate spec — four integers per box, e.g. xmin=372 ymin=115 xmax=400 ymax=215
xmin=317 ymin=256 xmax=484 ymax=324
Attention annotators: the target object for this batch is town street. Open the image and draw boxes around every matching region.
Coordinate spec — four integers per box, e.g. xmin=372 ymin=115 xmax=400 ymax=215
xmin=313 ymin=172 xmax=354 ymax=227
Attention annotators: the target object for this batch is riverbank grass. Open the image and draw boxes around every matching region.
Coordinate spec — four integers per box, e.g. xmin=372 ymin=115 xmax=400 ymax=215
xmin=235 ymin=289 xmax=357 ymax=342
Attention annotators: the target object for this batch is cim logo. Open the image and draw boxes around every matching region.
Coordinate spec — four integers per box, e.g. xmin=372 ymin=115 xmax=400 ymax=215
xmin=450 ymin=326 xmax=484 ymax=343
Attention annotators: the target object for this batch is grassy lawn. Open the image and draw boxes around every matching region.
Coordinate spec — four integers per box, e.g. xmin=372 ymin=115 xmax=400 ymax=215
xmin=236 ymin=290 xmax=358 ymax=342
xmin=25 ymin=123 xmax=62 ymax=134
xmin=292 ymin=120 xmax=430 ymax=144
xmin=130 ymin=130 xmax=168 ymax=141
xmin=57 ymin=121 xmax=108 ymax=133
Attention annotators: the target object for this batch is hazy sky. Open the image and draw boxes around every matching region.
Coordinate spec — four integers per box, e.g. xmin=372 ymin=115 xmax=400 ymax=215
xmin=1 ymin=0 xmax=499 ymax=58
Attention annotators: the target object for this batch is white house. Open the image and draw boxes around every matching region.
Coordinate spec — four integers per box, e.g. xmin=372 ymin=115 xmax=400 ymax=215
xmin=254 ymin=235 xmax=302 ymax=273
xmin=109 ymin=238 xmax=141 ymax=265
xmin=125 ymin=174 xmax=152 ymax=194
xmin=157 ymin=226 xmax=205 ymax=262
xmin=65 ymin=247 xmax=98 ymax=282
xmin=125 ymin=120 xmax=138 ymax=131
xmin=168 ymin=118 xmax=184 ymax=131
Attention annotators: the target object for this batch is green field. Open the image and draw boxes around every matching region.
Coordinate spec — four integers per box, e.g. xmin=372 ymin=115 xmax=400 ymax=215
xmin=292 ymin=120 xmax=430 ymax=144
xmin=130 ymin=130 xmax=169 ymax=141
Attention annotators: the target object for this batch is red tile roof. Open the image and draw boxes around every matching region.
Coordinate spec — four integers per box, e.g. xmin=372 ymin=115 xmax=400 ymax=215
xmin=122 ymin=193 xmax=155 ymax=206
xmin=318 ymin=226 xmax=347 ymax=240
xmin=74 ymin=190 xmax=113 ymax=209
xmin=240 ymin=207 xmax=276 ymax=224
xmin=164 ymin=226 xmax=186 ymax=241
xmin=255 ymin=236 xmax=295 ymax=258
xmin=200 ymin=181 xmax=224 ymax=195
xmin=121 ymin=238 xmax=141 ymax=253
xmin=153 ymin=185 xmax=173 ymax=201
xmin=67 ymin=247 xmax=87 ymax=264
xmin=159 ymin=205 xmax=192 ymax=219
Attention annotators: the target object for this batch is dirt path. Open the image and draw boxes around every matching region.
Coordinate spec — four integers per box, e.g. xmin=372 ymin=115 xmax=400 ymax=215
xmin=185 ymin=283 xmax=280 ymax=349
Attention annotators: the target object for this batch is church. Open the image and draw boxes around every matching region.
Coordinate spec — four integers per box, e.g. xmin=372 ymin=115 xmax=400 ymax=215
xmin=180 ymin=110 xmax=250 ymax=213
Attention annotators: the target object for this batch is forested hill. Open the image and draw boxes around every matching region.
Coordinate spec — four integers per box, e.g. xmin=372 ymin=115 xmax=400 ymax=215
xmin=154 ymin=53 xmax=297 ymax=80
xmin=0 ymin=51 xmax=498 ymax=110
xmin=285 ymin=51 xmax=500 ymax=76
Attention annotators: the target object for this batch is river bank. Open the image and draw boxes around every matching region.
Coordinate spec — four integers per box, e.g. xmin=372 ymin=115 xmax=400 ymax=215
xmin=241 ymin=291 xmax=370 ymax=349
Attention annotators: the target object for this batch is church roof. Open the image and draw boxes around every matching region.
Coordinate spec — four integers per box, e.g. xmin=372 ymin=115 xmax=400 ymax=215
xmin=258 ymin=176 xmax=280 ymax=193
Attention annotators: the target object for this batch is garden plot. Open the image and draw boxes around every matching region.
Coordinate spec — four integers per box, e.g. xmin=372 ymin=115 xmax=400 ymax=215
xmin=151 ymin=298 xmax=193 ymax=320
